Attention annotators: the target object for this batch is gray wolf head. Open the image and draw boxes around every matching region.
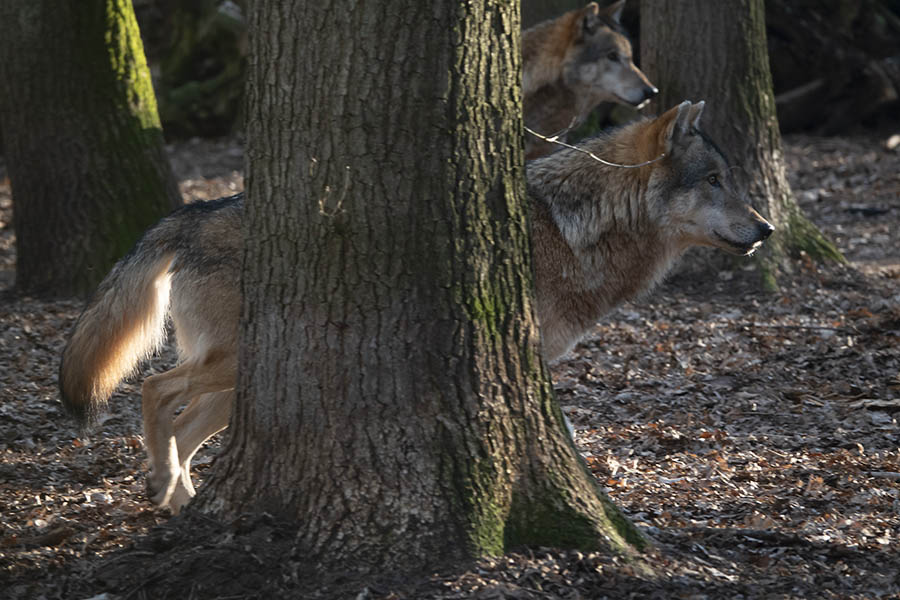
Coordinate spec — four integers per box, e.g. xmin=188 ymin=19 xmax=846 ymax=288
xmin=563 ymin=1 xmax=658 ymax=108
xmin=530 ymin=101 xmax=774 ymax=257
xmin=645 ymin=101 xmax=775 ymax=255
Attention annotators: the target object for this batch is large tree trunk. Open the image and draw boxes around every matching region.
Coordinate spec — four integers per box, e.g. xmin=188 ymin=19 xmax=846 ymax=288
xmin=194 ymin=0 xmax=645 ymax=575
xmin=0 ymin=0 xmax=182 ymax=298
xmin=640 ymin=0 xmax=842 ymax=286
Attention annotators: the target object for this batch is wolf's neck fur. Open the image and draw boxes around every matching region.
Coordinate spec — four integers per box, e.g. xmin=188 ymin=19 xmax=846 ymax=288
xmin=523 ymin=83 xmax=582 ymax=160
xmin=527 ymin=138 xmax=683 ymax=361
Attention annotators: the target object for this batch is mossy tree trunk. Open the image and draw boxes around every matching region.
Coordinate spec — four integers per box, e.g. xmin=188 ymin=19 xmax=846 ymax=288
xmin=640 ymin=0 xmax=842 ymax=286
xmin=0 ymin=0 xmax=181 ymax=298
xmin=193 ymin=0 xmax=646 ymax=576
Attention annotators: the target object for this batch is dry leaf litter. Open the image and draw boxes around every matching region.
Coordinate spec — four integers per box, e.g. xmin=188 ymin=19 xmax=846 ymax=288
xmin=0 ymin=133 xmax=898 ymax=599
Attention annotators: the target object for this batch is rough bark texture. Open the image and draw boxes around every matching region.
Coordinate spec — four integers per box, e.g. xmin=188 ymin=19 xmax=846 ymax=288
xmin=640 ymin=0 xmax=842 ymax=285
xmin=0 ymin=0 xmax=182 ymax=298
xmin=195 ymin=0 xmax=645 ymax=575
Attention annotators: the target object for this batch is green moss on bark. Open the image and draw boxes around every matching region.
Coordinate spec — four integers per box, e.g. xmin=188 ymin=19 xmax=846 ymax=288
xmin=0 ymin=0 xmax=180 ymax=297
xmin=503 ymin=396 xmax=649 ymax=555
xmin=503 ymin=473 xmax=648 ymax=554
xmin=461 ymin=457 xmax=510 ymax=557
xmin=107 ymin=0 xmax=163 ymax=130
xmin=785 ymin=212 xmax=845 ymax=263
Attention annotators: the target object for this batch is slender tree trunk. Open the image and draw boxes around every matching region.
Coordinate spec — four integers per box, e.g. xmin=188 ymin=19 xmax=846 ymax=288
xmin=195 ymin=0 xmax=646 ymax=575
xmin=640 ymin=0 xmax=842 ymax=286
xmin=0 ymin=0 xmax=182 ymax=298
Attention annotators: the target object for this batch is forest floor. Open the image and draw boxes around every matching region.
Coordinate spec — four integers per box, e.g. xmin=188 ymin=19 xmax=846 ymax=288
xmin=0 ymin=131 xmax=898 ymax=599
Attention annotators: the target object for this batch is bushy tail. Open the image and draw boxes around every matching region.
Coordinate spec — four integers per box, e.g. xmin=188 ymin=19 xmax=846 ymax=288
xmin=59 ymin=238 xmax=177 ymax=429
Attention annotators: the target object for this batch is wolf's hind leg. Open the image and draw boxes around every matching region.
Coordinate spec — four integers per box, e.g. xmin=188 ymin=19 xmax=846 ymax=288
xmin=141 ymin=357 xmax=233 ymax=511
xmin=166 ymin=389 xmax=234 ymax=513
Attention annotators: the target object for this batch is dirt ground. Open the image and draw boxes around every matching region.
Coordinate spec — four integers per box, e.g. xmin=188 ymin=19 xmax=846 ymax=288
xmin=0 ymin=131 xmax=898 ymax=599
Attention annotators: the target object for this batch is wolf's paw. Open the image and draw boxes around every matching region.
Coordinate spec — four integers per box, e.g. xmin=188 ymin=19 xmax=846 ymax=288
xmin=167 ymin=480 xmax=196 ymax=515
xmin=146 ymin=469 xmax=178 ymax=509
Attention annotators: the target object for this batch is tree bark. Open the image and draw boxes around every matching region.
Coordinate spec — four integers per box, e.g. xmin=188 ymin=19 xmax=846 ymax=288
xmin=195 ymin=0 xmax=646 ymax=575
xmin=0 ymin=0 xmax=182 ymax=298
xmin=640 ymin=0 xmax=842 ymax=286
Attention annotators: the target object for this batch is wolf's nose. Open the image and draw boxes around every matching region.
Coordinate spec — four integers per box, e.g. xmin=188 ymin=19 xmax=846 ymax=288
xmin=644 ymin=86 xmax=659 ymax=101
xmin=759 ymin=222 xmax=775 ymax=240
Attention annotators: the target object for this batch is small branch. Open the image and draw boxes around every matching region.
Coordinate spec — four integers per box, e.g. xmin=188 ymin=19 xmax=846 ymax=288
xmin=531 ymin=116 xmax=579 ymax=143
xmin=524 ymin=125 xmax=666 ymax=169
xmin=683 ymin=526 xmax=807 ymax=546
xmin=745 ymin=323 xmax=856 ymax=334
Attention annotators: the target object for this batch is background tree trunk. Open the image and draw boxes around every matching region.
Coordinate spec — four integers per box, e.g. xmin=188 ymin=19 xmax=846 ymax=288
xmin=640 ymin=0 xmax=842 ymax=286
xmin=194 ymin=0 xmax=646 ymax=576
xmin=136 ymin=0 xmax=248 ymax=138
xmin=766 ymin=0 xmax=900 ymax=134
xmin=522 ymin=0 xmax=585 ymax=28
xmin=0 ymin=0 xmax=182 ymax=298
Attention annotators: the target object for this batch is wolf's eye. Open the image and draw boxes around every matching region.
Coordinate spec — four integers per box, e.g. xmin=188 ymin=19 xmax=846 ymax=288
xmin=707 ymin=174 xmax=720 ymax=187
xmin=607 ymin=52 xmax=619 ymax=62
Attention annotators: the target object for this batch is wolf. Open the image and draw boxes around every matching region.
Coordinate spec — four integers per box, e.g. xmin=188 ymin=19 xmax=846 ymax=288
xmin=528 ymin=101 xmax=773 ymax=359
xmin=59 ymin=101 xmax=773 ymax=514
xmin=522 ymin=0 xmax=658 ymax=160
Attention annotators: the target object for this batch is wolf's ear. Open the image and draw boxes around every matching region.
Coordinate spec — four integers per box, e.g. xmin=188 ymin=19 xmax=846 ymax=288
xmin=687 ymin=100 xmax=705 ymax=131
xmin=659 ymin=100 xmax=704 ymax=154
xmin=581 ymin=3 xmax=601 ymax=35
xmin=599 ymin=0 xmax=626 ymax=24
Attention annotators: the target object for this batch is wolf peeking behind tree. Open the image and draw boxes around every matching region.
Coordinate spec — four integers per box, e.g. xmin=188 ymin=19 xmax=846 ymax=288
xmin=59 ymin=101 xmax=773 ymax=514
xmin=522 ymin=0 xmax=658 ymax=160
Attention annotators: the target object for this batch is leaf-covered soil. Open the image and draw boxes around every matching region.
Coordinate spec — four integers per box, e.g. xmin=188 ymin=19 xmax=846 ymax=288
xmin=0 ymin=133 xmax=898 ymax=599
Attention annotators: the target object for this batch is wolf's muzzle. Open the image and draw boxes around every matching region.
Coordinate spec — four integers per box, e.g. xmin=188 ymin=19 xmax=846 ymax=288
xmin=757 ymin=221 xmax=775 ymax=241
xmin=636 ymin=85 xmax=658 ymax=110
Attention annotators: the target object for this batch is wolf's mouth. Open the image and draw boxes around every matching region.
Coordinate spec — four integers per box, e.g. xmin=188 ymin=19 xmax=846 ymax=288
xmin=714 ymin=231 xmax=761 ymax=256
xmin=606 ymin=91 xmax=649 ymax=109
